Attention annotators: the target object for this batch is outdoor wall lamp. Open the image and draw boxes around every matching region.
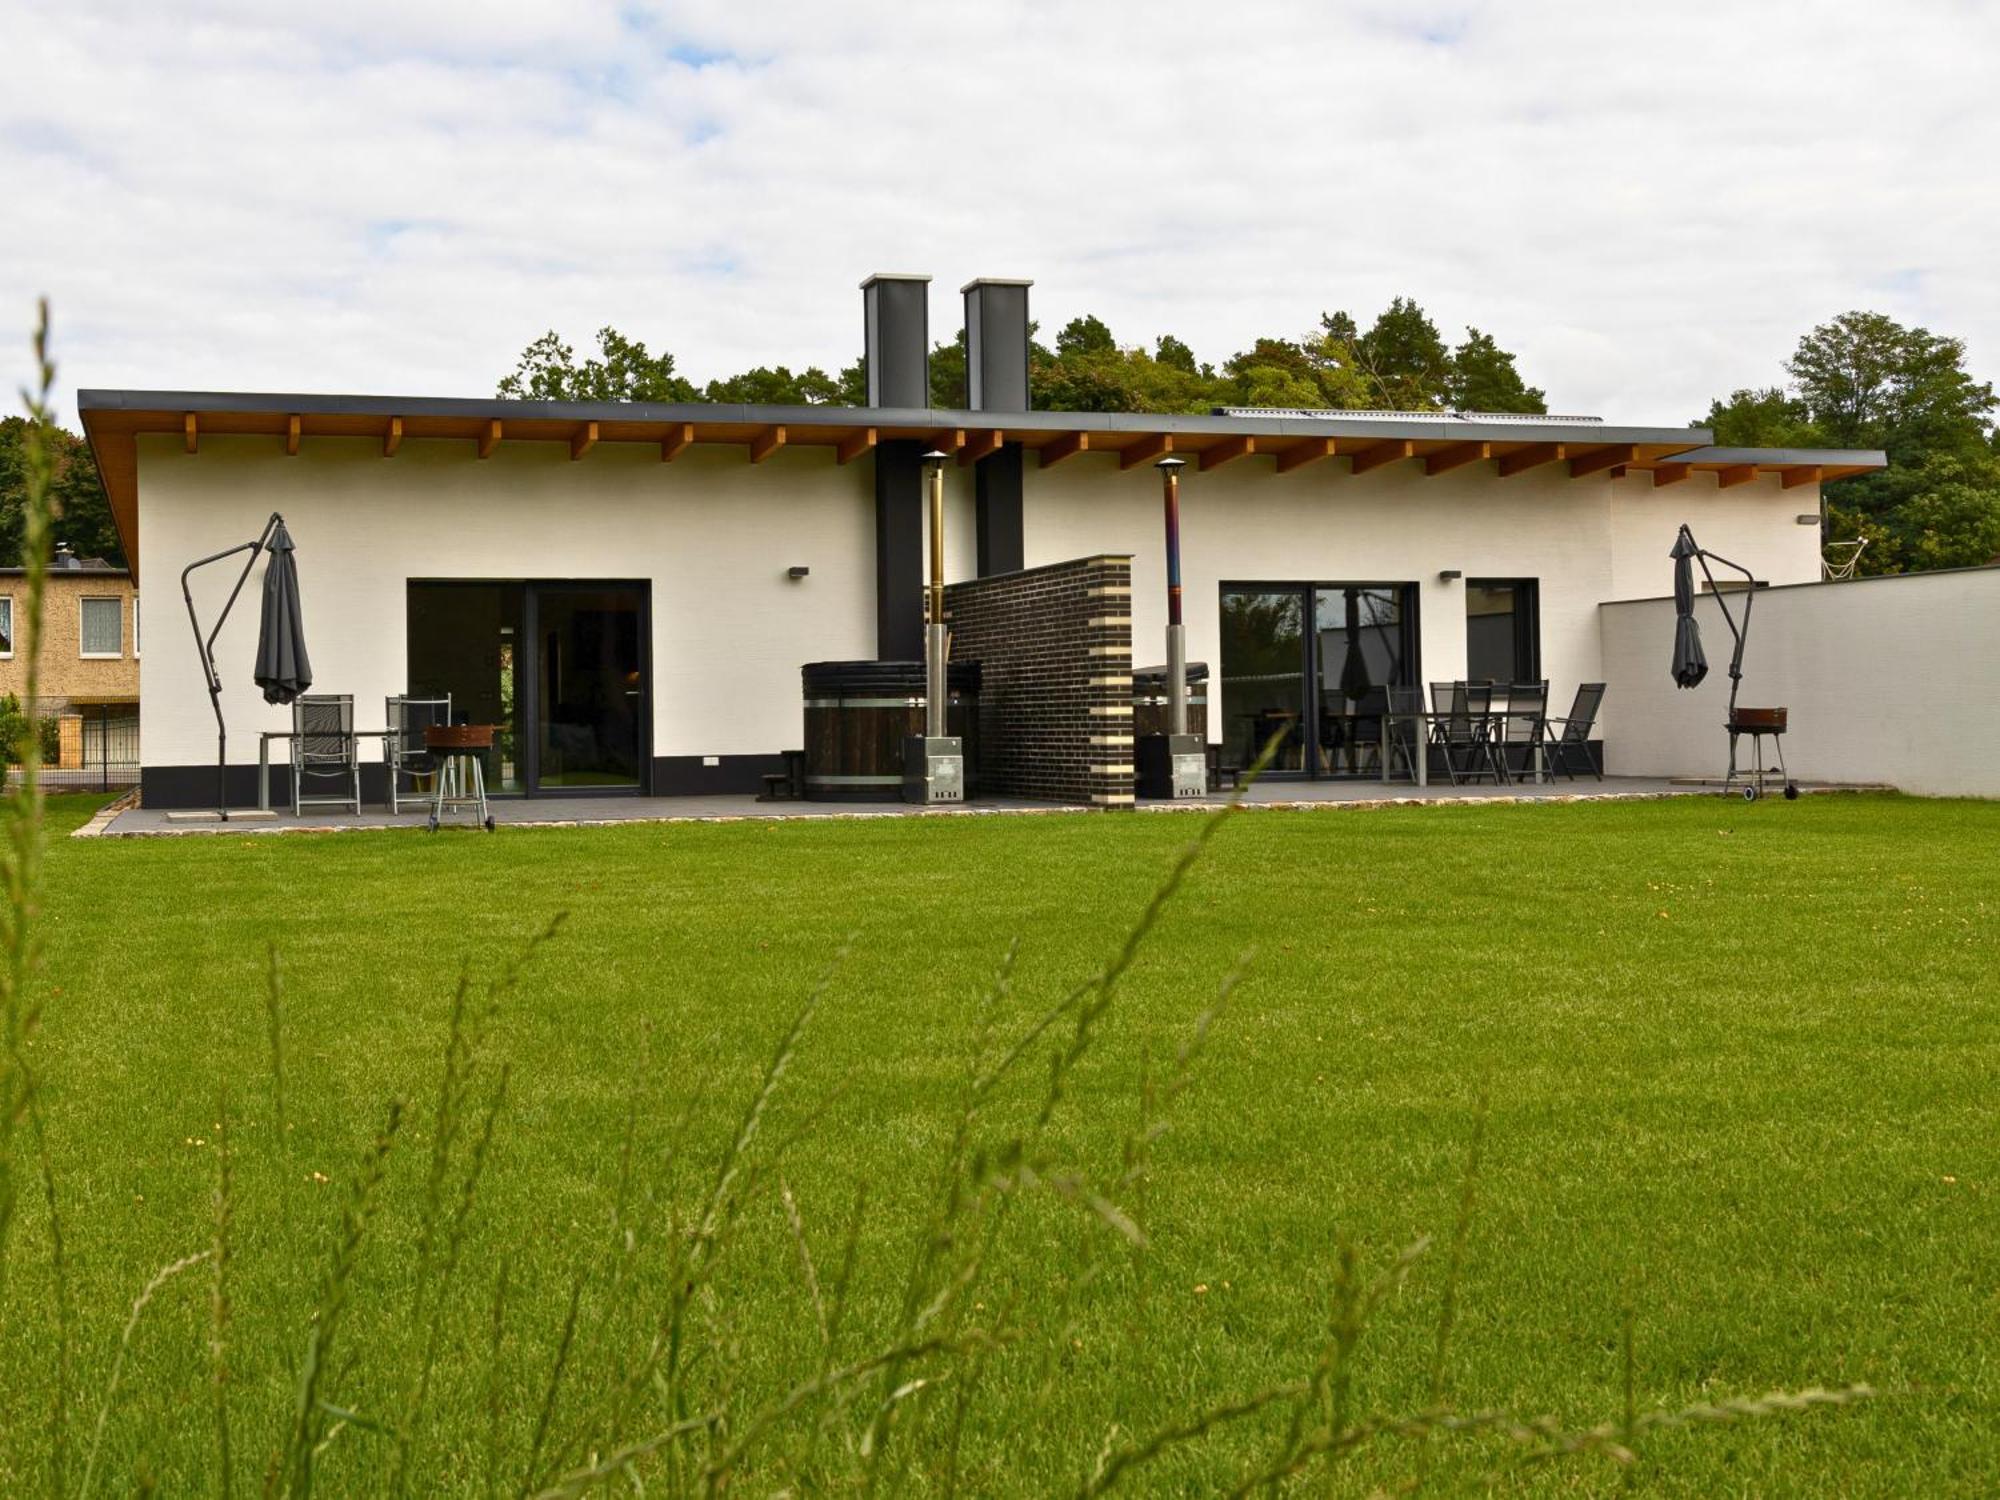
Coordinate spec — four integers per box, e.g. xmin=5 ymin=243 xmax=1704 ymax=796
xmin=787 ymin=565 xmax=811 ymax=579
xmin=1437 ymin=569 xmax=1463 ymax=582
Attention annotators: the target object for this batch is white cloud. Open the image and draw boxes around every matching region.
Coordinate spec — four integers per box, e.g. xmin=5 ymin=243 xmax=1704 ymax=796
xmin=3 ymin=0 xmax=1996 ymax=427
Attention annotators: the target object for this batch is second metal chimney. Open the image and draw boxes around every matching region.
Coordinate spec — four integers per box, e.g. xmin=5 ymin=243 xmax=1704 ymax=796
xmin=961 ymin=278 xmax=1032 ymax=412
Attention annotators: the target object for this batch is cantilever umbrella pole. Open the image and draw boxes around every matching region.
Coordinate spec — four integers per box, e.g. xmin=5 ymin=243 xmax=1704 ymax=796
xmin=181 ymin=512 xmax=285 ymax=819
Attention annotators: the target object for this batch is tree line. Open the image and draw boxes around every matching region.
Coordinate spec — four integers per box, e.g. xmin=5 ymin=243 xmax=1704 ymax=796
xmin=5 ymin=299 xmax=1994 ymax=575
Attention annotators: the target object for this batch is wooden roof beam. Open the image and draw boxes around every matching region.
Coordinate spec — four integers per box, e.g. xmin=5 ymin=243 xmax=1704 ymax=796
xmin=1496 ymin=442 xmax=1564 ymax=478
xmin=661 ymin=422 xmax=694 ymax=462
xmin=285 ymin=415 xmax=301 ymax=456
xmin=1567 ymin=443 xmax=1637 ymax=479
xmin=836 ymin=427 xmax=877 ymax=465
xmin=1715 ymin=464 xmax=1758 ymax=489
xmin=1349 ymin=439 xmax=1414 ymax=476
xmin=1275 ymin=437 xmax=1337 ymax=474
xmin=1200 ymin=435 xmax=1255 ymax=471
xmin=184 ymin=412 xmax=198 ymax=454
xmin=749 ymin=425 xmax=787 ymax=464
xmin=1652 ymin=462 xmax=1690 ymax=487
xmin=1424 ymin=440 xmax=1490 ymax=477
xmin=1038 ymin=431 xmax=1089 ymax=467
xmin=1120 ymin=433 xmax=1172 ymax=470
xmin=477 ymin=419 xmax=502 ymax=459
xmin=1781 ymin=465 xmax=1823 ymax=490
xmin=958 ymin=428 xmax=1004 ymax=467
xmin=569 ymin=421 xmax=598 ymax=461
xmin=383 ymin=417 xmax=403 ymax=458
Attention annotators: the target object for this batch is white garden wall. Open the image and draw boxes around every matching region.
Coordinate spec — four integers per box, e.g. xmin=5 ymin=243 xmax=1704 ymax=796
xmin=1598 ymin=567 xmax=2000 ymax=797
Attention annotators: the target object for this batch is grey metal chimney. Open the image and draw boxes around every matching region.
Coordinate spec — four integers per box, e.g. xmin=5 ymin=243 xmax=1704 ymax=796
xmin=962 ymin=278 xmax=1032 ymax=412
xmin=861 ymin=273 xmax=932 ymax=408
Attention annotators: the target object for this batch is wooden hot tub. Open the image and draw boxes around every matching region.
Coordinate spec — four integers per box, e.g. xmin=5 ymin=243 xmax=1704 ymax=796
xmin=801 ymin=660 xmax=981 ymax=800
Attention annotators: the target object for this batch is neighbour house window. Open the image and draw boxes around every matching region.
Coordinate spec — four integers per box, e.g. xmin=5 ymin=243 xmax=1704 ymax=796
xmin=0 ymin=596 xmax=12 ymax=658
xmin=1465 ymin=579 xmax=1540 ymax=683
xmin=132 ymin=594 xmax=140 ymax=658
xmin=80 ymin=596 xmax=122 ymax=658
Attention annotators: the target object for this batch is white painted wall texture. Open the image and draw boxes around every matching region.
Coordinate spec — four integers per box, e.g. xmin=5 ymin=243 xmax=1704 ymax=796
xmin=135 ymin=435 xmax=1818 ymax=774
xmin=1025 ymin=452 xmax=1818 ymax=749
xmin=1599 ymin=567 xmax=2000 ymax=797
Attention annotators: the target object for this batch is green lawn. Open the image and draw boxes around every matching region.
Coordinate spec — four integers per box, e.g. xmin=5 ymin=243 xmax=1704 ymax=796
xmin=3 ymin=792 xmax=1997 ymax=1495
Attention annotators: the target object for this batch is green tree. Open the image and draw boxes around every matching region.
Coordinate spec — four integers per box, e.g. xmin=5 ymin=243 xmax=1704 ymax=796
xmin=1349 ymin=297 xmax=1452 ymax=409
xmin=496 ymin=327 xmax=696 ymax=402
xmin=1447 ymin=328 xmax=1547 ymax=414
xmin=0 ymin=417 xmax=122 ymax=566
xmin=702 ymin=366 xmax=844 ymax=404
xmin=1704 ymin=311 xmax=2000 ymax=574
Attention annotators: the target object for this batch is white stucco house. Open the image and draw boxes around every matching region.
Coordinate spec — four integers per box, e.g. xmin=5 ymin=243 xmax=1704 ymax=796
xmin=79 ymin=275 xmax=1886 ymax=808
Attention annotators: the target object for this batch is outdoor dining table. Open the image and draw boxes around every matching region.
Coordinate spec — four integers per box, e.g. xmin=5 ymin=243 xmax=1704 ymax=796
xmin=256 ymin=728 xmax=396 ymax=811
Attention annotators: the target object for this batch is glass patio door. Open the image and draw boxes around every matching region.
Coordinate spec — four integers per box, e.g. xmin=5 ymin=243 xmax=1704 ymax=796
xmin=1219 ymin=582 xmax=1419 ymax=779
xmin=408 ymin=581 xmax=648 ymax=795
xmin=530 ymin=586 xmax=646 ymax=790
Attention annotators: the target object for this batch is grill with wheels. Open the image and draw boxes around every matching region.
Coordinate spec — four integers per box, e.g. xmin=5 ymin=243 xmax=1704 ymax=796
xmin=424 ymin=723 xmax=497 ymax=831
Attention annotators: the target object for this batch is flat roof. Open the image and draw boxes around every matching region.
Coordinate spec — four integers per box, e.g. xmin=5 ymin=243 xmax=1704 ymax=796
xmin=76 ymin=389 xmax=1887 ymax=583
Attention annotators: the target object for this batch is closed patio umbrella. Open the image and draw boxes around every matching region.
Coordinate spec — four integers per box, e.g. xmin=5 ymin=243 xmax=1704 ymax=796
xmin=1669 ymin=525 xmax=1708 ymax=689
xmin=253 ymin=519 xmax=312 ymax=704
xmin=1338 ymin=587 xmax=1372 ymax=703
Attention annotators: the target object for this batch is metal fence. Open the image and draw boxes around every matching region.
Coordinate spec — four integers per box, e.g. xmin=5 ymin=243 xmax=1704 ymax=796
xmin=36 ymin=706 xmax=141 ymax=792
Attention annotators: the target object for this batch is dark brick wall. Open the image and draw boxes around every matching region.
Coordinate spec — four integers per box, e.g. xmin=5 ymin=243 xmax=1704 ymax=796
xmin=945 ymin=555 xmax=1134 ymax=807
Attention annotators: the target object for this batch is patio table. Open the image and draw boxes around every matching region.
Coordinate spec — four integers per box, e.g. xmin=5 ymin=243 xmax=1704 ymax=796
xmin=257 ymin=728 xmax=396 ymax=812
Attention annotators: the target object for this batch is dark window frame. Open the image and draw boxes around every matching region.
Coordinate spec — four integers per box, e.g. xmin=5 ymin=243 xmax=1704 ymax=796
xmin=1464 ymin=577 xmax=1540 ymax=684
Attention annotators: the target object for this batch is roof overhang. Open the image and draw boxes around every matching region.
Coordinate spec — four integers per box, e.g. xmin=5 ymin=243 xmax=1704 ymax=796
xmin=76 ymin=390 xmax=1888 ymax=583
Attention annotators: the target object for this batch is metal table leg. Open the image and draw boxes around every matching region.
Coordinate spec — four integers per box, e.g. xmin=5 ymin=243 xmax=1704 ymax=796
xmin=258 ymin=735 xmax=271 ymax=810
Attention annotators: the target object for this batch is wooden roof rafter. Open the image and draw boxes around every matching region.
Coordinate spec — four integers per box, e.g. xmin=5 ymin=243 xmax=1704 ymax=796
xmin=1038 ymin=431 xmax=1089 ymax=467
xmin=1568 ymin=444 xmax=1636 ymax=479
xmin=1275 ymin=437 xmax=1337 ymax=474
xmin=959 ymin=429 xmax=1004 ymax=467
xmin=1424 ymin=440 xmax=1490 ymax=477
xmin=1119 ymin=433 xmax=1173 ymax=471
xmin=1199 ymin=435 xmax=1256 ymax=472
xmin=749 ymin=425 xmax=787 ymax=464
xmin=1496 ymin=443 xmax=1564 ymax=478
xmin=1349 ymin=439 xmax=1414 ymax=476
xmin=836 ymin=427 xmax=877 ymax=465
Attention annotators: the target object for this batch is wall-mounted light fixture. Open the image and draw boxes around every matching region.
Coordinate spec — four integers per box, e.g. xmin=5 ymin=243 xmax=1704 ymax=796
xmin=1794 ymin=514 xmax=1821 ymax=526
xmin=1437 ymin=569 xmax=1463 ymax=582
xmin=787 ymin=565 xmax=811 ymax=580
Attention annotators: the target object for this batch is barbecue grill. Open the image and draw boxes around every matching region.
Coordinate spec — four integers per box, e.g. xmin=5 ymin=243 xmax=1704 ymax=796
xmin=1670 ymin=525 xmax=1800 ymax=802
xmin=424 ymin=722 xmax=497 ymax=831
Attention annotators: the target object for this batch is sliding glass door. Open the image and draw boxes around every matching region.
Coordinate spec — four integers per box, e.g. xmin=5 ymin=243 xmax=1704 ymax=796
xmin=1219 ymin=582 xmax=1419 ymax=778
xmin=408 ymin=581 xmax=649 ymax=795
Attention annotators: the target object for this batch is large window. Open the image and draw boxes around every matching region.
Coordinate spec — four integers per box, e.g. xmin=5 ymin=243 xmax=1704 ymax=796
xmin=80 ymin=596 xmax=122 ymax=658
xmin=1465 ymin=579 xmax=1539 ymax=684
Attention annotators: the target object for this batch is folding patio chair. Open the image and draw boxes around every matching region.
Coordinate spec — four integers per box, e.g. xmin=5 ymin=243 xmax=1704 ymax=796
xmin=1500 ymin=680 xmax=1549 ymax=782
xmin=385 ymin=695 xmax=452 ymax=814
xmin=1384 ymin=684 xmax=1427 ymax=783
xmin=1543 ymin=682 xmax=1606 ymax=781
xmin=291 ymin=694 xmax=360 ymax=815
xmin=1429 ymin=681 xmax=1503 ymax=785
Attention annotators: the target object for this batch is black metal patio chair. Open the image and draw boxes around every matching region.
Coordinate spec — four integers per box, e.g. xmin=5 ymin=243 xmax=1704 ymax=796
xmin=1543 ymin=682 xmax=1606 ymax=781
xmin=385 ymin=695 xmax=452 ymax=814
xmin=291 ymin=693 xmax=360 ymax=816
xmin=1429 ymin=680 xmax=1503 ymax=785
xmin=1385 ymin=684 xmax=1427 ymax=782
xmin=1500 ymin=680 xmax=1549 ymax=782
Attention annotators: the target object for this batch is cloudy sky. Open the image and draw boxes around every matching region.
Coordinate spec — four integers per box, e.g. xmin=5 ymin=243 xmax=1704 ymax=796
xmin=4 ymin=0 xmax=1996 ymax=428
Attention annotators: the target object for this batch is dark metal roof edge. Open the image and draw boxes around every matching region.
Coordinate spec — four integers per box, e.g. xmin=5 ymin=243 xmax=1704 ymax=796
xmin=1660 ymin=445 xmax=1888 ymax=469
xmin=76 ymin=389 xmax=1714 ymax=449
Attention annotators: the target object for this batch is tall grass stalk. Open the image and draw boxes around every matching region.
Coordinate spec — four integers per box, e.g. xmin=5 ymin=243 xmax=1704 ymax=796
xmin=0 ymin=300 xmax=56 ymax=1305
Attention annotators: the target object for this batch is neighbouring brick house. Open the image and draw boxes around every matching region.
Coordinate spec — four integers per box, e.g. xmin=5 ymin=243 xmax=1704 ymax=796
xmin=0 ymin=545 xmax=140 ymax=772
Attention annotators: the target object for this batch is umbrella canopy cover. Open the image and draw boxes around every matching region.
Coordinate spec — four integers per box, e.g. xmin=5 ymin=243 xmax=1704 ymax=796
xmin=254 ymin=520 xmax=313 ymax=704
xmin=1669 ymin=526 xmax=1709 ymax=689
xmin=1338 ymin=588 xmax=1373 ymax=703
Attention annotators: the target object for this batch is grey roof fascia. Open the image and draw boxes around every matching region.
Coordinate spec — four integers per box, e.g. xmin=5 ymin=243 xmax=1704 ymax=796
xmin=1660 ymin=445 xmax=1887 ymax=469
xmin=76 ymin=389 xmax=1714 ymax=451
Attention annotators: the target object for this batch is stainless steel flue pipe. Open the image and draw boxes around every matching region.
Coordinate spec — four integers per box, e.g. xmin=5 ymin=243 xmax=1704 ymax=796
xmin=923 ymin=449 xmax=949 ymax=738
